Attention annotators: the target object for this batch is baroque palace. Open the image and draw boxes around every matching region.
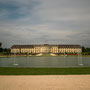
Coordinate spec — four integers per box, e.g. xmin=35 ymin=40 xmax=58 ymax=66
xmin=11 ymin=44 xmax=82 ymax=54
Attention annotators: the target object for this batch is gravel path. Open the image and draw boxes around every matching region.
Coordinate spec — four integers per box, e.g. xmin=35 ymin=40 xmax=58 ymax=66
xmin=0 ymin=75 xmax=90 ymax=90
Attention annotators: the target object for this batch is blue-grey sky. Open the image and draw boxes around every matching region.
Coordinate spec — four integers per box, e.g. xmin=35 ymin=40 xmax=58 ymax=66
xmin=0 ymin=0 xmax=90 ymax=48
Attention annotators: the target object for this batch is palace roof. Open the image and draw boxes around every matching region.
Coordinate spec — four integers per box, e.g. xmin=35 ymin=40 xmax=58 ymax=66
xmin=11 ymin=44 xmax=81 ymax=48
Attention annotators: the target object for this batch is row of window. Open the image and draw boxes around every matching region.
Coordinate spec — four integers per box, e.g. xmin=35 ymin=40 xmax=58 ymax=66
xmin=11 ymin=49 xmax=81 ymax=53
xmin=12 ymin=48 xmax=81 ymax=50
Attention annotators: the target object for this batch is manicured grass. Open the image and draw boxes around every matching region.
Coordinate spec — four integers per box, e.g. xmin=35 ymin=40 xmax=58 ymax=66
xmin=0 ymin=67 xmax=90 ymax=75
xmin=0 ymin=55 xmax=90 ymax=57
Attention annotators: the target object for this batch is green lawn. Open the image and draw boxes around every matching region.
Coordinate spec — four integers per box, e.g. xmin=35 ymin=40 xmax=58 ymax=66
xmin=0 ymin=54 xmax=90 ymax=57
xmin=0 ymin=67 xmax=90 ymax=75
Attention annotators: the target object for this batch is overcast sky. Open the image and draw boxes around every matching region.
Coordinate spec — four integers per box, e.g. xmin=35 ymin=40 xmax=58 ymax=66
xmin=0 ymin=0 xmax=90 ymax=48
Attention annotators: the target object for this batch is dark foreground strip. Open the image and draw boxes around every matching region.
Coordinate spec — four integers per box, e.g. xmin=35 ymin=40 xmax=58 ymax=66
xmin=0 ymin=67 xmax=90 ymax=75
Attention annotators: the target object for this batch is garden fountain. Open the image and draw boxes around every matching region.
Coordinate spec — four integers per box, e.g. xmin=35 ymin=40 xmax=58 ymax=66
xmin=78 ymin=52 xmax=83 ymax=66
xmin=13 ymin=49 xmax=19 ymax=66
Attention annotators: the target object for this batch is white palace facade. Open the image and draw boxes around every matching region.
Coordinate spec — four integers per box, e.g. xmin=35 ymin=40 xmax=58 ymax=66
xmin=11 ymin=44 xmax=82 ymax=54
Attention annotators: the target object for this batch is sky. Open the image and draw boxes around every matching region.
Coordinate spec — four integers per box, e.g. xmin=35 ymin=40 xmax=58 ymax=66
xmin=0 ymin=0 xmax=90 ymax=48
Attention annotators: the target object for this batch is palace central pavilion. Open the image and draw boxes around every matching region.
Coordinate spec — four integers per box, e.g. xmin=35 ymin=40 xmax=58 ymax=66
xmin=11 ymin=44 xmax=82 ymax=54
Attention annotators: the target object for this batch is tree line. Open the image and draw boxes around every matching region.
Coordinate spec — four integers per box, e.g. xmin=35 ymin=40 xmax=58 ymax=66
xmin=0 ymin=42 xmax=10 ymax=54
xmin=82 ymin=46 xmax=90 ymax=55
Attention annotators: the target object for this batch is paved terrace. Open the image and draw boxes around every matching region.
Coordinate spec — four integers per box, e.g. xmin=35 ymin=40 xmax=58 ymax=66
xmin=0 ymin=75 xmax=90 ymax=90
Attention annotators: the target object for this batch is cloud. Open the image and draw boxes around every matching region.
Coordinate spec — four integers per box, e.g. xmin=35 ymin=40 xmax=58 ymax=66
xmin=0 ymin=0 xmax=90 ymax=48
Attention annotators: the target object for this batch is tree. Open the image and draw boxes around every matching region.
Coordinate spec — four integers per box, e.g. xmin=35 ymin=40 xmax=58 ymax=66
xmin=0 ymin=42 xmax=2 ymax=47
xmin=3 ymin=48 xmax=10 ymax=53
xmin=0 ymin=42 xmax=2 ymax=52
xmin=86 ymin=48 xmax=90 ymax=52
xmin=82 ymin=46 xmax=86 ymax=52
